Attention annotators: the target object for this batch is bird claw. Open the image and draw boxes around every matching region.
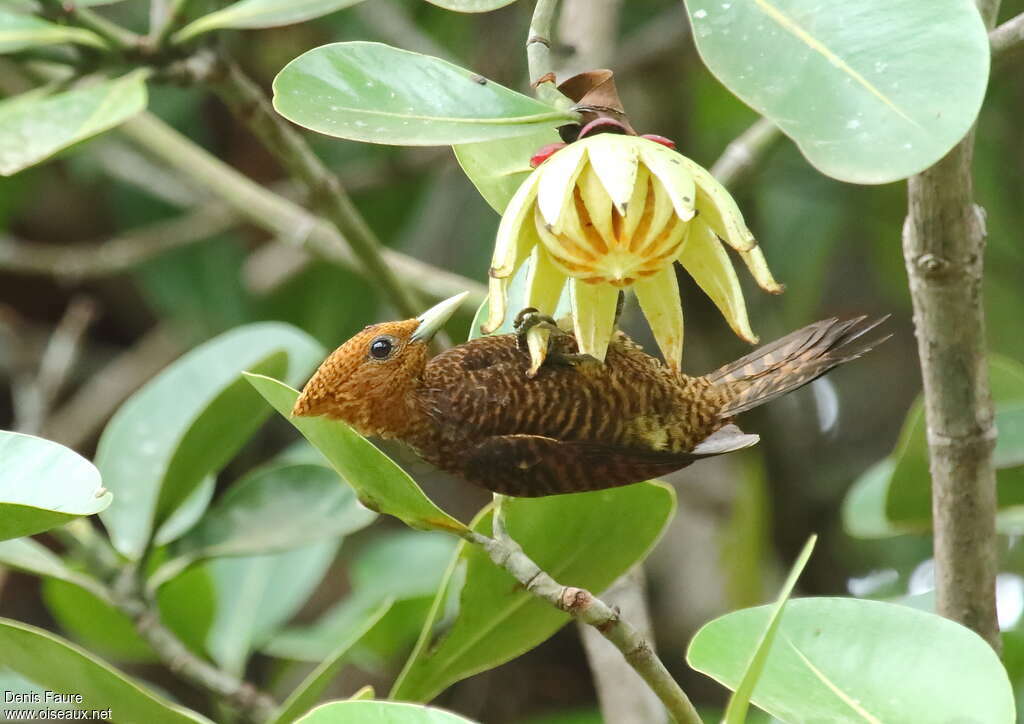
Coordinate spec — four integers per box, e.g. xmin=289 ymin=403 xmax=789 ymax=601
xmin=547 ymin=351 xmax=602 ymax=369
xmin=514 ymin=307 xmax=563 ymax=349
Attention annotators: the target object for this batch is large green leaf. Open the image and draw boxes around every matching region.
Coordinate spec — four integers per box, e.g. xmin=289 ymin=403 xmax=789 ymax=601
xmin=270 ymin=599 xmax=392 ymax=724
xmin=174 ymin=0 xmax=366 ymax=42
xmin=97 ymin=323 xmax=323 ymax=560
xmin=265 ymin=530 xmax=456 ymax=661
xmin=424 ymin=0 xmax=517 ymax=11
xmin=153 ymin=475 xmax=216 ymax=546
xmin=0 ymin=432 xmax=111 ymax=541
xmin=683 ymin=0 xmax=990 ymax=183
xmin=204 ymin=541 xmax=339 ymax=676
xmin=0 ymin=619 xmax=210 ymax=723
xmin=0 ymin=538 xmax=107 ymax=600
xmin=453 ymin=127 xmax=558 ymax=213
xmin=298 ymin=701 xmax=477 ymax=723
xmin=244 ymin=374 xmax=467 ymax=535
xmin=391 ymin=482 xmax=675 ymax=702
xmin=272 ymin=42 xmax=574 ymax=147
xmin=0 ymin=10 xmax=105 ymax=53
xmin=0 ymin=71 xmax=148 ymax=176
xmin=723 ymin=535 xmax=815 ymax=724
xmin=687 ymin=597 xmax=1015 ymax=723
xmin=150 ymin=463 xmax=376 ymax=588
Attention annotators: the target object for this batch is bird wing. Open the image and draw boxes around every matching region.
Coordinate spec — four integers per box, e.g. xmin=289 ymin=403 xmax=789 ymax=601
xmin=461 ymin=425 xmax=758 ymax=497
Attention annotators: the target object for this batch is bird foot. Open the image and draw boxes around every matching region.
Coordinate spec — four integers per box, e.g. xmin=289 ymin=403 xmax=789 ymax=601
xmin=546 ymin=351 xmax=602 ymax=369
xmin=514 ymin=307 xmax=564 ymax=349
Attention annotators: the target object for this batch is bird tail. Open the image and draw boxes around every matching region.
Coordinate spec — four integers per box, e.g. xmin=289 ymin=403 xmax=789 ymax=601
xmin=706 ymin=316 xmax=890 ymax=418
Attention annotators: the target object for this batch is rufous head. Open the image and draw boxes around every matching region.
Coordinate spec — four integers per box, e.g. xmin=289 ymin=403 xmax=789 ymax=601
xmin=292 ymin=292 xmax=468 ymax=437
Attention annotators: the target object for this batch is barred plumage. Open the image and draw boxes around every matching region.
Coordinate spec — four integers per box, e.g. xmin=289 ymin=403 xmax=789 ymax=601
xmin=294 ymin=304 xmax=887 ymax=497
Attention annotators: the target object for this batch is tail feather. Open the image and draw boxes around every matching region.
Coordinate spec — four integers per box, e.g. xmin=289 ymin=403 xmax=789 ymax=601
xmin=709 ymin=316 xmax=890 ymax=418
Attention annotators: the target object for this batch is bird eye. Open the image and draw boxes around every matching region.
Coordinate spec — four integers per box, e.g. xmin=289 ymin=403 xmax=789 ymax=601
xmin=369 ymin=336 xmax=395 ymax=360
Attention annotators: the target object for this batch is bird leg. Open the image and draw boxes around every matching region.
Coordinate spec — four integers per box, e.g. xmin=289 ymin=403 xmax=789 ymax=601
xmin=514 ymin=307 xmax=600 ymax=370
xmin=514 ymin=307 xmax=564 ymax=349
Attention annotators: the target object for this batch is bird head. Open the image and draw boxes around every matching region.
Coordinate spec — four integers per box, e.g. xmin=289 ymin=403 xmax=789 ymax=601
xmin=291 ymin=292 xmax=468 ymax=437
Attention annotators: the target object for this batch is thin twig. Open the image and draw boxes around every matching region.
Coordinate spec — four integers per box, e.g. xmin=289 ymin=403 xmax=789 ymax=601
xmin=116 ymin=113 xmax=485 ymax=311
xmin=207 ymin=57 xmax=423 ymax=320
xmin=57 ymin=529 xmax=276 ymax=722
xmin=113 ymin=588 xmax=277 ymax=722
xmin=467 ymin=505 xmax=701 ymax=724
xmin=42 ymin=324 xmax=184 ymax=449
xmin=710 ymin=117 xmax=781 ymax=188
xmin=901 ymin=0 xmax=1002 ymax=651
xmin=991 ymin=12 xmax=1024 ymax=59
xmin=0 ymin=205 xmax=234 ymax=279
xmin=527 ymin=0 xmax=569 ymax=107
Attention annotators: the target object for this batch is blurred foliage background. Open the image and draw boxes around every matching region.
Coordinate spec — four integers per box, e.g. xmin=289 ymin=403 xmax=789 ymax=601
xmin=2 ymin=0 xmax=1023 ymax=721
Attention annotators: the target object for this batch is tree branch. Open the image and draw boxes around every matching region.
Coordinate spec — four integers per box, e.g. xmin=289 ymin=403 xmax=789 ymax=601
xmin=116 ymin=113 xmax=485 ymax=312
xmin=205 ymin=57 xmax=423 ymax=319
xmin=710 ymin=117 xmax=781 ymax=188
xmin=461 ymin=508 xmax=701 ymax=724
xmin=0 ymin=204 xmax=234 ymax=278
xmin=991 ymin=12 xmax=1024 ymax=59
xmin=901 ymin=0 xmax=1002 ymax=651
xmin=527 ymin=0 xmax=569 ymax=107
xmin=55 ymin=526 xmax=277 ymax=723
xmin=111 ymin=583 xmax=277 ymax=722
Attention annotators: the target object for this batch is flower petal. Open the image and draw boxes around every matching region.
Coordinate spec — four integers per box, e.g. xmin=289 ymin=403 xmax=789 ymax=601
xmin=537 ymin=142 xmax=588 ymax=228
xmin=524 ymin=246 xmax=567 ymax=376
xmin=678 ymin=218 xmax=758 ymax=344
xmin=576 ymin=164 xmax=615 ymax=247
xmin=490 ymin=171 xmax=540 ymax=279
xmin=681 ymin=158 xmax=756 ymax=253
xmin=633 ymin=264 xmax=684 ymax=371
xmin=570 ymin=279 xmax=619 ymax=362
xmin=484 ymin=220 xmax=540 ymax=334
xmin=638 ymin=140 xmax=696 ymax=222
xmin=620 ymin=163 xmax=651 ymax=246
xmin=586 ymin=135 xmax=639 ymax=215
xmin=739 ymin=245 xmax=785 ymax=294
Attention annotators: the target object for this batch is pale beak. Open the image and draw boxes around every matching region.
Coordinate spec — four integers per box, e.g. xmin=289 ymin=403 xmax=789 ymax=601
xmin=410 ymin=291 xmax=470 ymax=342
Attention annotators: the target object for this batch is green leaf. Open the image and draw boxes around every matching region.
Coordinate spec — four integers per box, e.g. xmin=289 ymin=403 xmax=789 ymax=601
xmin=272 ymin=42 xmax=574 ymax=147
xmin=885 ymin=356 xmax=1024 ymax=527
xmin=244 ymin=374 xmax=467 ymax=535
xmin=0 ymin=431 xmax=111 ymax=541
xmin=42 ymin=579 xmax=156 ymax=663
xmin=424 ymin=0 xmax=517 ymax=11
xmin=391 ymin=482 xmax=675 ymax=702
xmin=0 ymin=538 xmax=107 ymax=600
xmin=174 ymin=0 xmax=366 ymax=42
xmin=97 ymin=323 xmax=323 ymax=560
xmin=723 ymin=535 xmax=815 ymax=724
xmin=0 ymin=10 xmax=105 ymax=53
xmin=204 ymin=541 xmax=339 ymax=675
xmin=270 ymin=599 xmax=392 ymax=724
xmin=684 ymin=0 xmax=990 ymax=183
xmin=840 ymin=458 xmax=920 ymax=539
xmin=453 ymin=127 xmax=557 ymax=213
xmin=0 ymin=618 xmax=210 ymax=723
xmin=150 ymin=463 xmax=376 ymax=588
xmin=687 ymin=597 xmax=1015 ymax=723
xmin=0 ymin=71 xmax=148 ymax=176
xmin=297 ymin=700 xmax=477 ymax=724
xmin=153 ymin=475 xmax=215 ymax=547
xmin=265 ymin=530 xmax=456 ymax=661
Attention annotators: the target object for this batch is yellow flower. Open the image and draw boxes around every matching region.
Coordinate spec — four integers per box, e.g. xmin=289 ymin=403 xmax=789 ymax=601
xmin=483 ymin=133 xmax=782 ymax=375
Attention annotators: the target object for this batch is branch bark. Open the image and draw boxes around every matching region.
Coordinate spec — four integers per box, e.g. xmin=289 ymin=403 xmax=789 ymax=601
xmin=461 ymin=508 xmax=702 ymax=724
xmin=901 ymin=0 xmax=1002 ymax=651
xmin=991 ymin=12 xmax=1024 ymax=59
